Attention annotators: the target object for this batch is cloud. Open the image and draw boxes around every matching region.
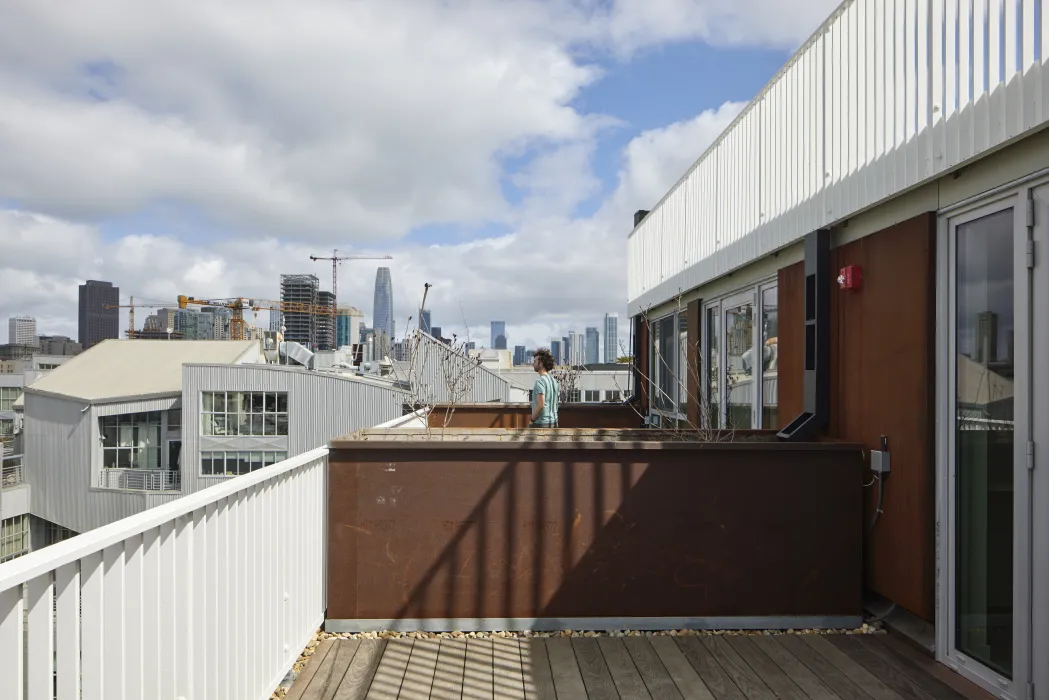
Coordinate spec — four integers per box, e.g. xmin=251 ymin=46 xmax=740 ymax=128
xmin=0 ymin=0 xmax=833 ymax=350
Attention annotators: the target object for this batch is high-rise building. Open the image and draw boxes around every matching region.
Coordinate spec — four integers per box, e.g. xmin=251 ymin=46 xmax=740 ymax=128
xmin=490 ymin=321 xmax=507 ymax=350
xmin=372 ymin=268 xmax=394 ymax=354
xmin=336 ymin=306 xmax=364 ymax=348
xmin=419 ymin=310 xmax=431 ymax=335
xmin=8 ymin=316 xmax=37 ymax=346
xmin=513 ymin=345 xmax=526 ymax=366
xmin=280 ymin=274 xmax=320 ymax=348
xmin=550 ymin=340 xmax=562 ymax=365
xmin=604 ymin=313 xmax=619 ymax=363
xmin=431 ymin=326 xmax=442 ymax=340
xmin=315 ymin=291 xmax=336 ymax=350
xmin=585 ymin=327 xmax=600 ymax=365
xmin=568 ymin=330 xmax=582 ymax=366
xmin=78 ymin=280 xmax=120 ymax=349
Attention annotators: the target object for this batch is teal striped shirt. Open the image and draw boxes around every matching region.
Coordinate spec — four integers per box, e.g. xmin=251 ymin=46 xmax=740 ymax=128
xmin=531 ymin=373 xmax=559 ymax=426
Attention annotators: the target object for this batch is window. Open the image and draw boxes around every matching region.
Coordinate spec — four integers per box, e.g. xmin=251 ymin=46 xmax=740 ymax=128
xmin=651 ymin=314 xmax=678 ymax=413
xmin=565 ymin=389 xmax=581 ymax=403
xmin=584 ymin=390 xmax=601 ymax=402
xmin=201 ymin=450 xmax=288 ymax=476
xmin=37 ymin=364 xmax=59 ymax=370
xmin=1 ymin=515 xmax=29 ymax=563
xmin=761 ymin=285 xmax=779 ymax=428
xmin=0 ymin=419 xmax=12 ymax=437
xmin=606 ymin=390 xmax=621 ymax=402
xmin=0 ymin=386 xmax=20 ymax=411
xmin=677 ymin=313 xmax=688 ymax=414
xmin=705 ymin=305 xmax=721 ymax=428
xmin=100 ymin=412 xmax=162 ymax=469
xmin=167 ymin=407 xmax=181 ymax=431
xmin=702 ymin=281 xmax=778 ymax=429
xmin=201 ymin=392 xmax=288 ymax=436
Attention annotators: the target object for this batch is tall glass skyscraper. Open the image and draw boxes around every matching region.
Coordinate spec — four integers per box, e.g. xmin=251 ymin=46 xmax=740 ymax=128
xmin=419 ymin=310 xmax=432 ymax=335
xmin=372 ymin=268 xmax=394 ymax=351
xmin=490 ymin=321 xmax=506 ymax=349
xmin=604 ymin=313 xmax=619 ymax=363
xmin=585 ymin=327 xmax=600 ymax=365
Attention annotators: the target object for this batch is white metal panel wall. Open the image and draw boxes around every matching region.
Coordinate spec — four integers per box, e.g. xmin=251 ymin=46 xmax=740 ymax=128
xmin=410 ymin=334 xmax=512 ymax=404
xmin=23 ymin=393 xmax=152 ymax=535
xmin=629 ymin=0 xmax=1049 ymax=314
xmin=180 ymin=364 xmax=406 ymax=496
xmin=0 ymin=448 xmax=328 ymax=700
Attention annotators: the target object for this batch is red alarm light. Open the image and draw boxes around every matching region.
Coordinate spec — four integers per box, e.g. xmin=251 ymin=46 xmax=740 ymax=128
xmin=837 ymin=265 xmax=862 ymax=290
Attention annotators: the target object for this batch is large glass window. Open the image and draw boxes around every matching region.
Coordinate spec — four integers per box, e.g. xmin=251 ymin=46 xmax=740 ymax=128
xmin=201 ymin=450 xmax=287 ymax=476
xmin=100 ymin=412 xmax=162 ymax=469
xmin=1 ymin=515 xmax=29 ymax=563
xmin=725 ymin=296 xmax=755 ymax=429
xmin=705 ymin=306 xmax=720 ymax=428
xmin=201 ymin=391 xmax=288 ymax=436
xmin=0 ymin=386 xmax=21 ymax=411
xmin=761 ymin=286 xmax=779 ymax=429
xmin=954 ymin=208 xmax=1014 ymax=677
xmin=650 ymin=314 xmax=679 ymax=413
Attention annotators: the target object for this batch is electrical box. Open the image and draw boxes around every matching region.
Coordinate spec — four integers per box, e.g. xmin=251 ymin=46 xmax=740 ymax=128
xmin=871 ymin=450 xmax=891 ymax=473
xmin=837 ymin=265 xmax=863 ymax=290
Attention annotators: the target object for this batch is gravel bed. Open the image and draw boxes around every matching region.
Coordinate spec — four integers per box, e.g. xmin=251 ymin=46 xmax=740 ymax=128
xmin=318 ymin=622 xmax=881 ymax=641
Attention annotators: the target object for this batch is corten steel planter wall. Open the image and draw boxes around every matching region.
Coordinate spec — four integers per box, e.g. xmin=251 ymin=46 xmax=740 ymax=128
xmin=425 ymin=403 xmax=643 ymax=430
xmin=326 ymin=429 xmax=865 ymax=632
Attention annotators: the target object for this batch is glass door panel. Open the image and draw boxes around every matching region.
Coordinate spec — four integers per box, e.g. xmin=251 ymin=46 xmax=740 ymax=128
xmin=954 ymin=207 xmax=1015 ymax=678
xmin=760 ymin=286 xmax=779 ymax=429
xmin=724 ymin=294 xmax=755 ymax=429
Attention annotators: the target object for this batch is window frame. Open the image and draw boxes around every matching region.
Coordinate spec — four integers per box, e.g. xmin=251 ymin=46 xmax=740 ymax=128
xmin=200 ymin=391 xmax=289 ymax=437
xmin=701 ymin=277 xmax=779 ymax=430
xmin=200 ymin=450 xmax=289 ymax=477
xmin=648 ymin=310 xmax=685 ymax=420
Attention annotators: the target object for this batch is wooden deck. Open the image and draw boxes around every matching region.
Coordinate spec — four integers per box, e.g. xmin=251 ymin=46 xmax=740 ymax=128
xmin=286 ymin=631 xmax=994 ymax=700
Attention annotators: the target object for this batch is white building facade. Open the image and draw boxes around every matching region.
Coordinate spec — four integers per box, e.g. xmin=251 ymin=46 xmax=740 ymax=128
xmin=7 ymin=316 xmax=37 ymax=346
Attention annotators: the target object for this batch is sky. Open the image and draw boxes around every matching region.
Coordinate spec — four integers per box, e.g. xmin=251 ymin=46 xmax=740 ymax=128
xmin=0 ymin=0 xmax=839 ymax=353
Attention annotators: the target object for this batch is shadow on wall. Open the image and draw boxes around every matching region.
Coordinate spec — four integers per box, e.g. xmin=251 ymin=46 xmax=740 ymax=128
xmin=327 ymin=429 xmax=863 ymax=628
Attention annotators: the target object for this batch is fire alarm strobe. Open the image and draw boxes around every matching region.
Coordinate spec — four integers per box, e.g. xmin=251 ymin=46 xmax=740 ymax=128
xmin=837 ymin=265 xmax=862 ymax=290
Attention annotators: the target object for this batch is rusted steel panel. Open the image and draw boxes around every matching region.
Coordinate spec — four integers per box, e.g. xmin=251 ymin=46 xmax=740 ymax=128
xmin=774 ymin=213 xmax=936 ymax=621
xmin=426 ymin=404 xmax=643 ymax=430
xmin=327 ymin=439 xmax=863 ymax=624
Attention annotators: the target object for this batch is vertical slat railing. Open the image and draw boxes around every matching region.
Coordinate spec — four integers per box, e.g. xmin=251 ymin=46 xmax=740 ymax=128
xmin=628 ymin=0 xmax=1049 ymax=312
xmin=0 ymin=447 xmax=328 ymax=700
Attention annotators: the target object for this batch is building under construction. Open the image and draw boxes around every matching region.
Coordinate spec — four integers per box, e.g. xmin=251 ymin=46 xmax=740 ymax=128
xmin=279 ymin=274 xmax=319 ymax=348
xmin=315 ymin=291 xmax=335 ymax=350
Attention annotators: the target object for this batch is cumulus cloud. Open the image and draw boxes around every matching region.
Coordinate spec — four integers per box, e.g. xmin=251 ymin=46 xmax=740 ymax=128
xmin=0 ymin=0 xmax=832 ymax=349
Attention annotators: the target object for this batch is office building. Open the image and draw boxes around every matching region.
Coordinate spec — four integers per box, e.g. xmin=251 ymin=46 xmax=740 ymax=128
xmin=420 ymin=310 xmax=432 ymax=335
xmin=8 ymin=316 xmax=37 ymax=346
xmin=490 ymin=321 xmax=506 ymax=350
xmin=604 ymin=313 xmax=619 ymax=363
xmin=280 ymin=274 xmax=320 ymax=348
xmin=78 ymin=280 xmax=120 ymax=349
xmin=36 ymin=336 xmax=82 ymax=356
xmin=336 ymin=306 xmax=364 ymax=348
xmin=550 ymin=340 xmax=562 ymax=365
xmin=513 ymin=345 xmax=526 ymax=366
xmin=585 ymin=327 xmax=600 ymax=365
xmin=372 ymin=268 xmax=394 ymax=347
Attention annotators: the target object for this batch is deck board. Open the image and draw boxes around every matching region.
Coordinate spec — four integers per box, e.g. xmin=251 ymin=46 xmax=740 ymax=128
xmin=290 ymin=632 xmax=997 ymax=700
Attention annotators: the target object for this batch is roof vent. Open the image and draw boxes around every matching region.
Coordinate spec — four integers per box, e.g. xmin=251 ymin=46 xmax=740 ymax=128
xmin=633 ymin=210 xmax=650 ymax=227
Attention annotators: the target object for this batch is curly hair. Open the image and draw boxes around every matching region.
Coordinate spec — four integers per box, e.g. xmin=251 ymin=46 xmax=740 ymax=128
xmin=533 ymin=347 xmax=556 ymax=371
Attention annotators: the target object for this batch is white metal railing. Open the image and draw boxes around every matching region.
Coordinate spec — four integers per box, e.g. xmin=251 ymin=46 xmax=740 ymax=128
xmin=1 ymin=455 xmax=24 ymax=488
xmin=0 ymin=446 xmax=328 ymax=700
xmin=629 ymin=0 xmax=1049 ymax=309
xmin=98 ymin=467 xmax=181 ymax=492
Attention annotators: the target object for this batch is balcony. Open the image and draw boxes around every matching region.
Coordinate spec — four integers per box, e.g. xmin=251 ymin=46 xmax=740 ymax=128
xmin=98 ymin=467 xmax=181 ymax=492
xmin=1 ymin=454 xmax=24 ymax=488
xmin=0 ymin=432 xmax=990 ymax=699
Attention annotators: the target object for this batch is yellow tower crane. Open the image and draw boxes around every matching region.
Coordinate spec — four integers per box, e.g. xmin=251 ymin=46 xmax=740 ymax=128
xmin=176 ymin=295 xmax=336 ymax=342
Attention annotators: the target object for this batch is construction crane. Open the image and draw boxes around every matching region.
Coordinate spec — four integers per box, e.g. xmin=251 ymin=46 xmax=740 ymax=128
xmin=103 ymin=297 xmax=171 ymax=339
xmin=309 ymin=249 xmax=392 ymax=311
xmin=176 ymin=295 xmax=335 ymax=342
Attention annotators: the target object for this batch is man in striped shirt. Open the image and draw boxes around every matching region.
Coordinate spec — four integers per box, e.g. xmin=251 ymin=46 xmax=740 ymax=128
xmin=530 ymin=348 xmax=560 ymax=428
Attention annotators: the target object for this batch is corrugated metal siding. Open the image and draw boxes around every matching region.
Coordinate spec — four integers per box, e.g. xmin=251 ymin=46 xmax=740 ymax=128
xmin=410 ymin=335 xmax=511 ymax=404
xmin=24 ymin=393 xmax=152 ymax=534
xmin=180 ymin=364 xmax=407 ymax=495
xmin=628 ymin=0 xmax=1049 ymax=313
